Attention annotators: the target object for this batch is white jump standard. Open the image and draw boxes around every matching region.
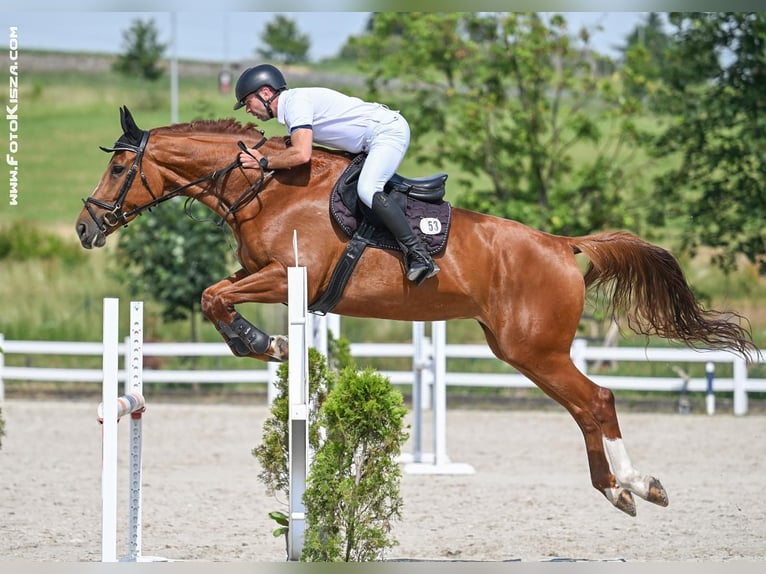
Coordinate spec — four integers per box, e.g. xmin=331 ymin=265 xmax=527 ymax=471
xmin=287 ymin=264 xmax=311 ymax=561
xmin=97 ymin=298 xmax=164 ymax=563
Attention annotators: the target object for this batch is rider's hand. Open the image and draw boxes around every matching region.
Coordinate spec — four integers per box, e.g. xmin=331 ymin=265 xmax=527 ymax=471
xmin=239 ymin=150 xmax=262 ymax=169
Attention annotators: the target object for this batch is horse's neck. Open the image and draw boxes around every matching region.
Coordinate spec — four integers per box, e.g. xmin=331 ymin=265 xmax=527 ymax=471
xmin=158 ymin=134 xmax=344 ymax=220
xmin=155 ymin=135 xmax=246 ymax=206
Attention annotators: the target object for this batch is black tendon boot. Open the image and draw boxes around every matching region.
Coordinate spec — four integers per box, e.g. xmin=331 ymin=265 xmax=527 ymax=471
xmin=371 ymin=192 xmax=439 ymax=285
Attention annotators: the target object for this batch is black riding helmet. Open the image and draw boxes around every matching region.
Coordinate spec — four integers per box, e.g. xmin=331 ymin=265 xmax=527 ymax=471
xmin=233 ymin=64 xmax=287 ymax=116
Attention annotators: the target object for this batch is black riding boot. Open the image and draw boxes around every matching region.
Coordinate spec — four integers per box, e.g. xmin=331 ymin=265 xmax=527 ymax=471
xmin=371 ymin=192 xmax=439 ymax=286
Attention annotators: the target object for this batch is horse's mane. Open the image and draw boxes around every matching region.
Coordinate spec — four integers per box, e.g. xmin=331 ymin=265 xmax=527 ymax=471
xmin=150 ymin=118 xmax=355 ymax=161
xmin=153 ymin=118 xmax=263 ymax=137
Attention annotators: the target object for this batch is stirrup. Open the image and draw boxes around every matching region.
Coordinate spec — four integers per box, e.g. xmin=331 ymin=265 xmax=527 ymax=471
xmin=405 ymin=256 xmax=439 ymax=285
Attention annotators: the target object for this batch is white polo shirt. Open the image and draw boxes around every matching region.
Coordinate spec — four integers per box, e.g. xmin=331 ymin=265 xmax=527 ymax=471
xmin=276 ymin=87 xmax=395 ymax=154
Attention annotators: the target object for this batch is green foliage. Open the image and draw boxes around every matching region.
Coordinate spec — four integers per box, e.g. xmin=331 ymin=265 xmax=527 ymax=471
xmin=0 ymin=407 xmax=5 ymax=449
xmin=257 ymin=15 xmax=311 ymax=65
xmin=647 ymin=13 xmax=766 ymax=275
xmin=302 ymin=366 xmax=408 ymax=562
xmin=113 ymin=199 xmax=235 ymax=326
xmin=252 ymin=340 xmax=407 ymax=562
xmin=268 ymin=510 xmax=289 ymax=539
xmin=618 ymin=13 xmax=673 ymax=99
xmin=0 ymin=221 xmax=85 ymax=265
xmin=355 ymin=12 xmax=646 ymax=236
xmin=113 ymin=18 xmax=167 ymax=81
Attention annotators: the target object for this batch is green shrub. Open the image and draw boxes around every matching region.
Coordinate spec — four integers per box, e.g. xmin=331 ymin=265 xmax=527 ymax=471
xmin=252 ymin=339 xmax=408 ymax=562
xmin=0 ymin=220 xmax=85 ymax=265
xmin=302 ymin=366 xmax=408 ymax=562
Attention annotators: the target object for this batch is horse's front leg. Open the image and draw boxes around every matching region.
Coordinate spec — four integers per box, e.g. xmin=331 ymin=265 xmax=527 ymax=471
xmin=201 ymin=264 xmax=290 ymax=362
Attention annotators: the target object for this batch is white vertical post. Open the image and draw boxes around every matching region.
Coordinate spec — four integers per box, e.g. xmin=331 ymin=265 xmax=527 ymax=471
xmin=266 ymin=362 xmax=280 ymax=405
xmin=127 ymin=302 xmax=144 ymax=561
xmin=169 ymin=13 xmax=179 ymax=124
xmin=287 ymin=265 xmax=309 ymax=561
xmin=432 ymin=321 xmax=448 ymax=466
xmin=101 ymin=298 xmax=119 ymax=563
xmin=309 ymin=313 xmax=328 ymax=358
xmin=411 ymin=321 xmax=426 ymax=464
xmin=326 ymin=314 xmax=341 ymax=341
xmin=404 ymin=321 xmax=473 ymax=475
xmin=705 ymin=362 xmax=715 ymax=416
xmin=571 ymin=338 xmax=587 ymax=373
xmin=0 ymin=332 xmax=5 ymax=401
xmin=733 ymin=356 xmax=748 ymax=416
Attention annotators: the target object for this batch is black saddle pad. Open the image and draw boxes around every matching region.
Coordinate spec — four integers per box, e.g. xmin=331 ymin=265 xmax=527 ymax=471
xmin=329 ymin=155 xmax=452 ymax=256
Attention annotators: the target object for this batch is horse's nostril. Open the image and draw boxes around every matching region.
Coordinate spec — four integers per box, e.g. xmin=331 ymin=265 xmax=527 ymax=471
xmin=76 ymin=222 xmax=86 ymax=238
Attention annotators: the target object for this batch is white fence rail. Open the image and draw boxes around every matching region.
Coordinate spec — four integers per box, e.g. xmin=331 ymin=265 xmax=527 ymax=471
xmin=1 ymin=333 xmax=764 ymax=414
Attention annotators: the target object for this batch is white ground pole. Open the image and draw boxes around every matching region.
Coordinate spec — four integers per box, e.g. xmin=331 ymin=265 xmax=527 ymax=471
xmin=403 ymin=321 xmax=474 ymax=475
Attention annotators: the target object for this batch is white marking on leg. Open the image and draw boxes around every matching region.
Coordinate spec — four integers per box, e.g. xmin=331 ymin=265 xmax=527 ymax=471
xmin=602 ymin=436 xmax=652 ymax=499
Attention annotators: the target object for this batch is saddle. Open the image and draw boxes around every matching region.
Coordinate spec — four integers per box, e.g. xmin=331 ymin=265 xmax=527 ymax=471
xmin=309 ymin=153 xmax=453 ymax=315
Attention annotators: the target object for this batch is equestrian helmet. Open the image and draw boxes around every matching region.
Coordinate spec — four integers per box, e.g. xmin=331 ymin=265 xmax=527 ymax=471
xmin=233 ymin=64 xmax=287 ymax=110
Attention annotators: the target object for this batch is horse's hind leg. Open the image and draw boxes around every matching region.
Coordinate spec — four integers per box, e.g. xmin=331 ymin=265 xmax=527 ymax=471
xmin=483 ymin=328 xmax=667 ymax=516
xmin=200 ymin=265 xmax=290 ymax=362
xmin=528 ymin=355 xmax=669 ymax=515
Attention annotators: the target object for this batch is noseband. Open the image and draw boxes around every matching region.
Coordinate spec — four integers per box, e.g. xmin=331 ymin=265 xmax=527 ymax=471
xmin=82 ymin=129 xmax=268 ymax=233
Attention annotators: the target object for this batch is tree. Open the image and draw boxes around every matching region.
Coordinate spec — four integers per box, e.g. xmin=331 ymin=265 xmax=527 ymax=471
xmin=647 ymin=13 xmax=766 ymax=274
xmin=618 ymin=13 xmax=673 ymax=99
xmin=113 ymin=199 xmax=235 ymax=340
xmin=113 ymin=18 xmax=167 ymax=81
xmin=355 ymin=13 xmax=646 ymax=236
xmin=257 ymin=14 xmax=310 ymax=64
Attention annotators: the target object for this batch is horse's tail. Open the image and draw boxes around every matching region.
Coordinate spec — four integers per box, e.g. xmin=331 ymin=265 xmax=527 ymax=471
xmin=570 ymin=230 xmax=758 ymax=359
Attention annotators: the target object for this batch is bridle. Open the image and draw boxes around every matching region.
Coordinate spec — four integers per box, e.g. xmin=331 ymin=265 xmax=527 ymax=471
xmin=82 ymin=129 xmax=269 ymax=233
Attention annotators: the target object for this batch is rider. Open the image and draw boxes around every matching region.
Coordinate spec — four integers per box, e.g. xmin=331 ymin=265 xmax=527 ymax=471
xmin=232 ymin=64 xmax=439 ymax=286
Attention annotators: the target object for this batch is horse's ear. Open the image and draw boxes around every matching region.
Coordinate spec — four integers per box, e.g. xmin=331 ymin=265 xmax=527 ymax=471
xmin=119 ymin=106 xmax=128 ymax=133
xmin=120 ymin=105 xmax=143 ymax=142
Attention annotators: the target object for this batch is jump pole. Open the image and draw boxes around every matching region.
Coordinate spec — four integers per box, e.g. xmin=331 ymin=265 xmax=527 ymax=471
xmin=287 ymin=232 xmax=310 ymax=561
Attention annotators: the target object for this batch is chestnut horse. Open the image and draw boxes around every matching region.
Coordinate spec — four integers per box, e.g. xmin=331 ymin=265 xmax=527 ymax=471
xmin=77 ymin=107 xmax=756 ymax=517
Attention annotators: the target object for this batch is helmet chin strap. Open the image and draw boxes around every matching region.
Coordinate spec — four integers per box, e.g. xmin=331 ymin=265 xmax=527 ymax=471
xmin=256 ymin=91 xmax=281 ymax=118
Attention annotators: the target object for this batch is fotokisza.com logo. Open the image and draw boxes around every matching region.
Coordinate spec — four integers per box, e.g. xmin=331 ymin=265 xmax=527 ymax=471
xmin=8 ymin=26 xmax=19 ymax=207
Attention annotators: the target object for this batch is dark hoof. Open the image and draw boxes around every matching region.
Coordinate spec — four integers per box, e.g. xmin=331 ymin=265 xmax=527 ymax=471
xmin=268 ymin=335 xmax=289 ymax=362
xmin=614 ymin=489 xmax=637 ymax=517
xmin=646 ymin=477 xmax=669 ymax=507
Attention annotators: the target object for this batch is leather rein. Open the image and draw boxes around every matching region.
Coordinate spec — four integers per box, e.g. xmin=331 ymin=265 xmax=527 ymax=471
xmin=82 ymin=129 xmax=269 ymax=233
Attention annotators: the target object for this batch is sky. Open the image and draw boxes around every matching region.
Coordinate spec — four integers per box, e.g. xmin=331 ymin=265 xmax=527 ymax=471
xmin=2 ymin=11 xmax=649 ymax=65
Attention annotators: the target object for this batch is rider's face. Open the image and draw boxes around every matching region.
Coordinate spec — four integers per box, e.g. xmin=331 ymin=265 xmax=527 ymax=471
xmin=244 ymin=89 xmax=272 ymax=120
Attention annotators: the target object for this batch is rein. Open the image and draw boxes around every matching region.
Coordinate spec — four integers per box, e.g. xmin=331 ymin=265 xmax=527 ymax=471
xmin=83 ymin=129 xmax=269 ymax=233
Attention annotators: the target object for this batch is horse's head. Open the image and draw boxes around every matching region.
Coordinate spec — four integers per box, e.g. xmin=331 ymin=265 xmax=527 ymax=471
xmin=76 ymin=107 xmax=275 ymax=249
xmin=76 ymin=106 xmax=163 ymax=249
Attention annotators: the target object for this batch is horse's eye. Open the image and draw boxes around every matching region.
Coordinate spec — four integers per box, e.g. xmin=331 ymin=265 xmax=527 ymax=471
xmin=111 ymin=164 xmax=126 ymax=177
